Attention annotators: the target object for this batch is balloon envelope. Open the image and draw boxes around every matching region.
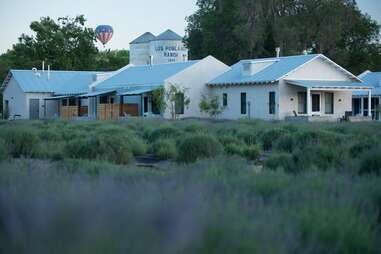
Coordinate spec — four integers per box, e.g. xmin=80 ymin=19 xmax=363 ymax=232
xmin=95 ymin=25 xmax=114 ymax=46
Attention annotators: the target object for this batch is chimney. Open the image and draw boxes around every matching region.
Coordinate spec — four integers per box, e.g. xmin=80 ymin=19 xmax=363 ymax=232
xmin=276 ymin=47 xmax=281 ymax=58
xmin=47 ymin=65 xmax=50 ymax=80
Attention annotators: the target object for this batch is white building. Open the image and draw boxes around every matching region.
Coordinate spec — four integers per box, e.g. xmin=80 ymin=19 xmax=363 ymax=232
xmin=1 ymin=56 xmax=228 ymax=120
xmin=129 ymin=30 xmax=188 ymax=65
xmin=208 ymin=54 xmax=371 ymax=121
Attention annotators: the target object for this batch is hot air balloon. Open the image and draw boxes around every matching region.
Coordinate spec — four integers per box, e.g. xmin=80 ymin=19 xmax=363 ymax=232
xmin=95 ymin=25 xmax=114 ymax=47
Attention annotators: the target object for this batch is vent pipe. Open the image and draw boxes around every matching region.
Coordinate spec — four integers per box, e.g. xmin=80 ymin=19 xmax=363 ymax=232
xmin=276 ymin=47 xmax=281 ymax=58
xmin=42 ymin=61 xmax=45 ymax=72
xmin=47 ymin=65 xmax=50 ymax=80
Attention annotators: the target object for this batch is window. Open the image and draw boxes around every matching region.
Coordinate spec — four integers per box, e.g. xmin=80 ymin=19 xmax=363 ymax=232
xmin=144 ymin=97 xmax=148 ymax=113
xmin=69 ymin=98 xmax=76 ymax=106
xmin=223 ymin=93 xmax=228 ymax=107
xmin=62 ymin=99 xmax=68 ymax=106
xmin=325 ymin=93 xmax=334 ymax=114
xmin=241 ymin=93 xmax=247 ymax=115
xmin=269 ymin=92 xmax=276 ymax=115
xmin=298 ymin=92 xmax=307 ymax=114
xmin=100 ymin=96 xmax=108 ymax=104
xmin=175 ymin=93 xmax=185 ymax=115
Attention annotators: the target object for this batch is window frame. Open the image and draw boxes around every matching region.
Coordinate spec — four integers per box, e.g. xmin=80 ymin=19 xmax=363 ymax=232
xmin=324 ymin=92 xmax=334 ymax=115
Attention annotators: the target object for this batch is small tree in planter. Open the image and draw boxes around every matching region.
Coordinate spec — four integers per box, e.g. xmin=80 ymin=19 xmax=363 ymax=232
xmin=199 ymin=95 xmax=225 ymax=118
xmin=153 ymin=83 xmax=190 ymax=120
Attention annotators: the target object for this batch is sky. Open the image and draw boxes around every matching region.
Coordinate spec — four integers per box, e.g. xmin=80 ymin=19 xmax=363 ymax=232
xmin=0 ymin=0 xmax=380 ymax=54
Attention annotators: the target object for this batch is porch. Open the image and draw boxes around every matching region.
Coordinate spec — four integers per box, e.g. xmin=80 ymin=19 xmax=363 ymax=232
xmin=285 ymin=80 xmax=372 ymax=121
xmin=44 ymin=87 xmax=162 ymax=120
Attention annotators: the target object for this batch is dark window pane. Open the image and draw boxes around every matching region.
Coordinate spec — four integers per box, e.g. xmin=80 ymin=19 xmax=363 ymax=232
xmin=69 ymin=98 xmax=76 ymax=106
xmin=144 ymin=97 xmax=148 ymax=113
xmin=269 ymin=92 xmax=276 ymax=115
xmin=223 ymin=93 xmax=228 ymax=107
xmin=241 ymin=93 xmax=247 ymax=115
xmin=100 ymin=96 xmax=108 ymax=104
xmin=175 ymin=93 xmax=185 ymax=115
xmin=62 ymin=99 xmax=68 ymax=106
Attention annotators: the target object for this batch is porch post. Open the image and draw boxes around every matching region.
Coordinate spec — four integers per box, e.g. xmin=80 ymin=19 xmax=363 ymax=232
xmin=307 ymin=88 xmax=311 ymax=116
xmin=368 ymin=90 xmax=372 ymax=119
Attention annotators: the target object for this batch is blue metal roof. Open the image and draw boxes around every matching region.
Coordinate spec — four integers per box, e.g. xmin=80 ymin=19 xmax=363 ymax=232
xmin=10 ymin=70 xmax=101 ymax=95
xmin=208 ymin=54 xmax=320 ymax=85
xmin=155 ymin=29 xmax=183 ymax=41
xmin=94 ymin=61 xmax=199 ymax=91
xmin=130 ymin=32 xmax=156 ymax=44
xmin=286 ymin=80 xmax=368 ymax=90
xmin=354 ymin=71 xmax=381 ymax=96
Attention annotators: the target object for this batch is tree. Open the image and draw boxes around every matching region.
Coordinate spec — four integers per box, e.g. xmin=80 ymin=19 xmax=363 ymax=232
xmin=185 ymin=0 xmax=381 ymax=73
xmin=94 ymin=50 xmax=129 ymax=71
xmin=165 ymin=83 xmax=190 ymax=120
xmin=199 ymin=95 xmax=224 ymax=118
xmin=152 ymin=87 xmax=167 ymax=115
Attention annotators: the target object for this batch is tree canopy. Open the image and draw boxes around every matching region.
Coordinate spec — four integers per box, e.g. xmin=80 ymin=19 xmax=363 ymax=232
xmin=185 ymin=0 xmax=381 ymax=74
xmin=0 ymin=15 xmax=129 ymax=83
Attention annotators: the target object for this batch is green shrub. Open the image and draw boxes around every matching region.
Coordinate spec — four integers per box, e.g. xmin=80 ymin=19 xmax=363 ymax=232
xmin=149 ymin=126 xmax=182 ymax=142
xmin=359 ymin=146 xmax=381 ymax=175
xmin=65 ymin=135 xmax=132 ymax=164
xmin=151 ymin=139 xmax=177 ymax=160
xmin=274 ymin=134 xmax=296 ymax=153
xmin=265 ymin=153 xmax=296 ymax=173
xmin=260 ymin=128 xmax=287 ymax=151
xmin=0 ymin=139 xmax=9 ymax=161
xmin=225 ymin=143 xmax=245 ymax=157
xmin=243 ymin=145 xmax=261 ymax=161
xmin=177 ymin=134 xmax=223 ymax=163
xmin=349 ymin=139 xmax=375 ymax=158
xmin=237 ymin=130 xmax=258 ymax=145
xmin=1 ymin=127 xmax=40 ymax=158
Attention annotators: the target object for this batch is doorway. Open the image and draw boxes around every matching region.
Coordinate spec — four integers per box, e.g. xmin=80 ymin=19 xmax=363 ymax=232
xmin=311 ymin=94 xmax=321 ymax=114
xmin=29 ymin=99 xmax=40 ymax=120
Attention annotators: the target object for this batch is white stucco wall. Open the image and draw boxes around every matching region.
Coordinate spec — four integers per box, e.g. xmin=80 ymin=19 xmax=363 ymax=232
xmin=211 ymin=84 xmax=280 ymax=120
xmin=3 ymin=78 xmax=27 ymax=119
xmin=284 ymin=57 xmax=351 ymax=81
xmin=163 ymin=56 xmax=230 ymax=119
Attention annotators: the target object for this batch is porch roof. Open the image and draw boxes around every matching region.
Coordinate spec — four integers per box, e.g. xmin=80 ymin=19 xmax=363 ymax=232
xmin=44 ymin=95 xmax=76 ymax=100
xmin=118 ymin=86 xmax=160 ymax=96
xmin=285 ymin=80 xmax=370 ymax=90
xmin=78 ymin=89 xmax=116 ymax=98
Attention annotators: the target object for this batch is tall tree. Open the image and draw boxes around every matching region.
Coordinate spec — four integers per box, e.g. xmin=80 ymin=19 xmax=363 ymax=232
xmin=185 ymin=0 xmax=381 ymax=73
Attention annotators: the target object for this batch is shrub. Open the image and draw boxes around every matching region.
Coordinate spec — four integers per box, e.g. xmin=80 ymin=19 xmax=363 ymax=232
xmin=149 ymin=126 xmax=182 ymax=142
xmin=359 ymin=146 xmax=381 ymax=175
xmin=260 ymin=128 xmax=287 ymax=151
xmin=243 ymin=145 xmax=261 ymax=161
xmin=274 ymin=134 xmax=296 ymax=153
xmin=265 ymin=153 xmax=296 ymax=173
xmin=0 ymin=139 xmax=9 ymax=161
xmin=177 ymin=134 xmax=223 ymax=163
xmin=225 ymin=143 xmax=245 ymax=157
xmin=65 ymin=135 xmax=132 ymax=164
xmin=237 ymin=130 xmax=258 ymax=145
xmin=1 ymin=127 xmax=40 ymax=158
xmin=151 ymin=139 xmax=177 ymax=160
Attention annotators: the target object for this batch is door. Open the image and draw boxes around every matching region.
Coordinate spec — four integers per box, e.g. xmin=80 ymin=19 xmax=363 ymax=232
xmin=29 ymin=99 xmax=40 ymax=120
xmin=311 ymin=94 xmax=321 ymax=114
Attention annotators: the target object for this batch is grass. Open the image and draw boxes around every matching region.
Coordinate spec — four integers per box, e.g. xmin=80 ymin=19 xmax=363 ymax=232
xmin=0 ymin=119 xmax=380 ymax=253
